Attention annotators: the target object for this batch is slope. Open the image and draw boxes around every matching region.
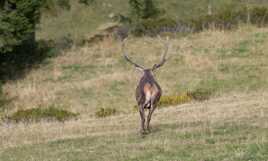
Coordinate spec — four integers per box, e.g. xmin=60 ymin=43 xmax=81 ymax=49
xmin=0 ymin=91 xmax=267 ymax=161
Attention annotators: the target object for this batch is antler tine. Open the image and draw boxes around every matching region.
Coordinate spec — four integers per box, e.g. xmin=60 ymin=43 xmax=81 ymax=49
xmin=152 ymin=36 xmax=170 ymax=70
xmin=122 ymin=39 xmax=145 ymax=70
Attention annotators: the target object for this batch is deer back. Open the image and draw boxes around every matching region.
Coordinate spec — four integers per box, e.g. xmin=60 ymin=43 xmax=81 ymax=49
xmin=135 ymin=70 xmax=162 ymax=107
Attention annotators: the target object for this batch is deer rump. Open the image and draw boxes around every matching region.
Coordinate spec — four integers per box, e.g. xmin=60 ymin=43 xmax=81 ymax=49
xmin=136 ymin=77 xmax=162 ymax=109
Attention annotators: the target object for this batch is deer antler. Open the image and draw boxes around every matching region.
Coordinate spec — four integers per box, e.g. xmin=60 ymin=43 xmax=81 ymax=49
xmin=122 ymin=39 xmax=145 ymax=70
xmin=152 ymin=36 xmax=170 ymax=71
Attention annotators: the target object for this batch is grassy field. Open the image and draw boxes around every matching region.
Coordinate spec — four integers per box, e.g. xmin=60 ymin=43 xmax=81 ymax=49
xmin=0 ymin=25 xmax=268 ymax=160
xmin=0 ymin=92 xmax=267 ymax=161
xmin=1 ymin=1 xmax=268 ymax=159
xmin=3 ymin=25 xmax=268 ymax=118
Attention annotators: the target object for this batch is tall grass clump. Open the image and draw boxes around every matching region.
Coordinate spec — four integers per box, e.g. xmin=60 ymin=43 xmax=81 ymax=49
xmin=95 ymin=107 xmax=117 ymax=118
xmin=6 ymin=107 xmax=78 ymax=123
xmin=157 ymin=89 xmax=213 ymax=108
xmin=188 ymin=88 xmax=213 ymax=101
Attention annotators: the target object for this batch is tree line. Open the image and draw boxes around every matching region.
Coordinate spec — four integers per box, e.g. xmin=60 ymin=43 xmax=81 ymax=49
xmin=0 ymin=0 xmax=157 ymax=55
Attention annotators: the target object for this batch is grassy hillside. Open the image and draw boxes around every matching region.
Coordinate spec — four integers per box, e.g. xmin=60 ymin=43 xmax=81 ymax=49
xmin=0 ymin=92 xmax=267 ymax=161
xmin=3 ymin=25 xmax=268 ymax=119
xmin=37 ymin=0 xmax=268 ymax=42
xmin=1 ymin=1 xmax=268 ymax=160
xmin=1 ymin=4 xmax=268 ymax=160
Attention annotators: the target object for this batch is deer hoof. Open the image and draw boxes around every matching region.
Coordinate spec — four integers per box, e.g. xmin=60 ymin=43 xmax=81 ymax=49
xmin=147 ymin=128 xmax=151 ymax=133
xmin=140 ymin=129 xmax=146 ymax=135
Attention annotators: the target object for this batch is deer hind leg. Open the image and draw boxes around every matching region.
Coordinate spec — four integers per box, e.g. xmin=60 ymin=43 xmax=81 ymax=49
xmin=146 ymin=101 xmax=156 ymax=132
xmin=139 ymin=105 xmax=146 ymax=134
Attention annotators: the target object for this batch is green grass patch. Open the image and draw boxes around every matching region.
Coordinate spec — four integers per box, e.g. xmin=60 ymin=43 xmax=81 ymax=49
xmin=6 ymin=107 xmax=78 ymax=123
xmin=233 ymin=40 xmax=251 ymax=57
xmin=1 ymin=121 xmax=267 ymax=161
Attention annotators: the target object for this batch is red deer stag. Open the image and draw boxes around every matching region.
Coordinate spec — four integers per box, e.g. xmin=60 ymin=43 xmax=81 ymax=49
xmin=122 ymin=38 xmax=170 ymax=134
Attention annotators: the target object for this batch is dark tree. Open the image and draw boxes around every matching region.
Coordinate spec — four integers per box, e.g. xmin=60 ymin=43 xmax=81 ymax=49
xmin=142 ymin=0 xmax=160 ymax=19
xmin=129 ymin=0 xmax=143 ymax=20
xmin=128 ymin=0 xmax=160 ymax=21
xmin=0 ymin=0 xmax=43 ymax=54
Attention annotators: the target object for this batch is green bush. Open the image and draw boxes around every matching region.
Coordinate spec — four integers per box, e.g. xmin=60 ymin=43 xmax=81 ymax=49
xmin=188 ymin=88 xmax=213 ymax=101
xmin=128 ymin=0 xmax=161 ymax=21
xmin=250 ymin=6 xmax=268 ymax=25
xmin=188 ymin=7 xmax=245 ymax=31
xmin=95 ymin=107 xmax=117 ymax=118
xmin=125 ymin=5 xmax=268 ymax=36
xmin=6 ymin=107 xmax=78 ymax=123
xmin=131 ymin=17 xmax=177 ymax=36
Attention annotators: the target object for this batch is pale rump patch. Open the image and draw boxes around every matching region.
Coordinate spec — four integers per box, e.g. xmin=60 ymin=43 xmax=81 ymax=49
xmin=143 ymin=83 xmax=159 ymax=106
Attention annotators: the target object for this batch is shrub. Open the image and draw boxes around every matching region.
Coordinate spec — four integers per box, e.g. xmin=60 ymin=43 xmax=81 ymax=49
xmin=124 ymin=5 xmax=268 ymax=37
xmin=128 ymin=0 xmax=161 ymax=21
xmin=250 ymin=6 xmax=268 ymax=25
xmin=118 ymin=0 xmax=170 ymax=36
xmin=188 ymin=6 xmax=268 ymax=32
xmin=188 ymin=7 xmax=246 ymax=31
xmin=131 ymin=17 xmax=177 ymax=36
xmin=6 ymin=107 xmax=78 ymax=123
xmin=158 ymin=93 xmax=192 ymax=107
xmin=95 ymin=107 xmax=117 ymax=118
xmin=188 ymin=88 xmax=213 ymax=101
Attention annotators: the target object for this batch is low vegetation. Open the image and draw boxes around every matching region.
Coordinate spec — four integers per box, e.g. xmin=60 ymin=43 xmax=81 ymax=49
xmin=188 ymin=88 xmax=213 ymax=101
xmin=95 ymin=107 xmax=117 ymax=118
xmin=159 ymin=93 xmax=192 ymax=107
xmin=129 ymin=5 xmax=268 ymax=36
xmin=135 ymin=89 xmax=213 ymax=110
xmin=158 ymin=88 xmax=214 ymax=108
xmin=5 ymin=107 xmax=78 ymax=123
xmin=37 ymin=0 xmax=268 ymax=41
xmin=188 ymin=5 xmax=268 ymax=32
